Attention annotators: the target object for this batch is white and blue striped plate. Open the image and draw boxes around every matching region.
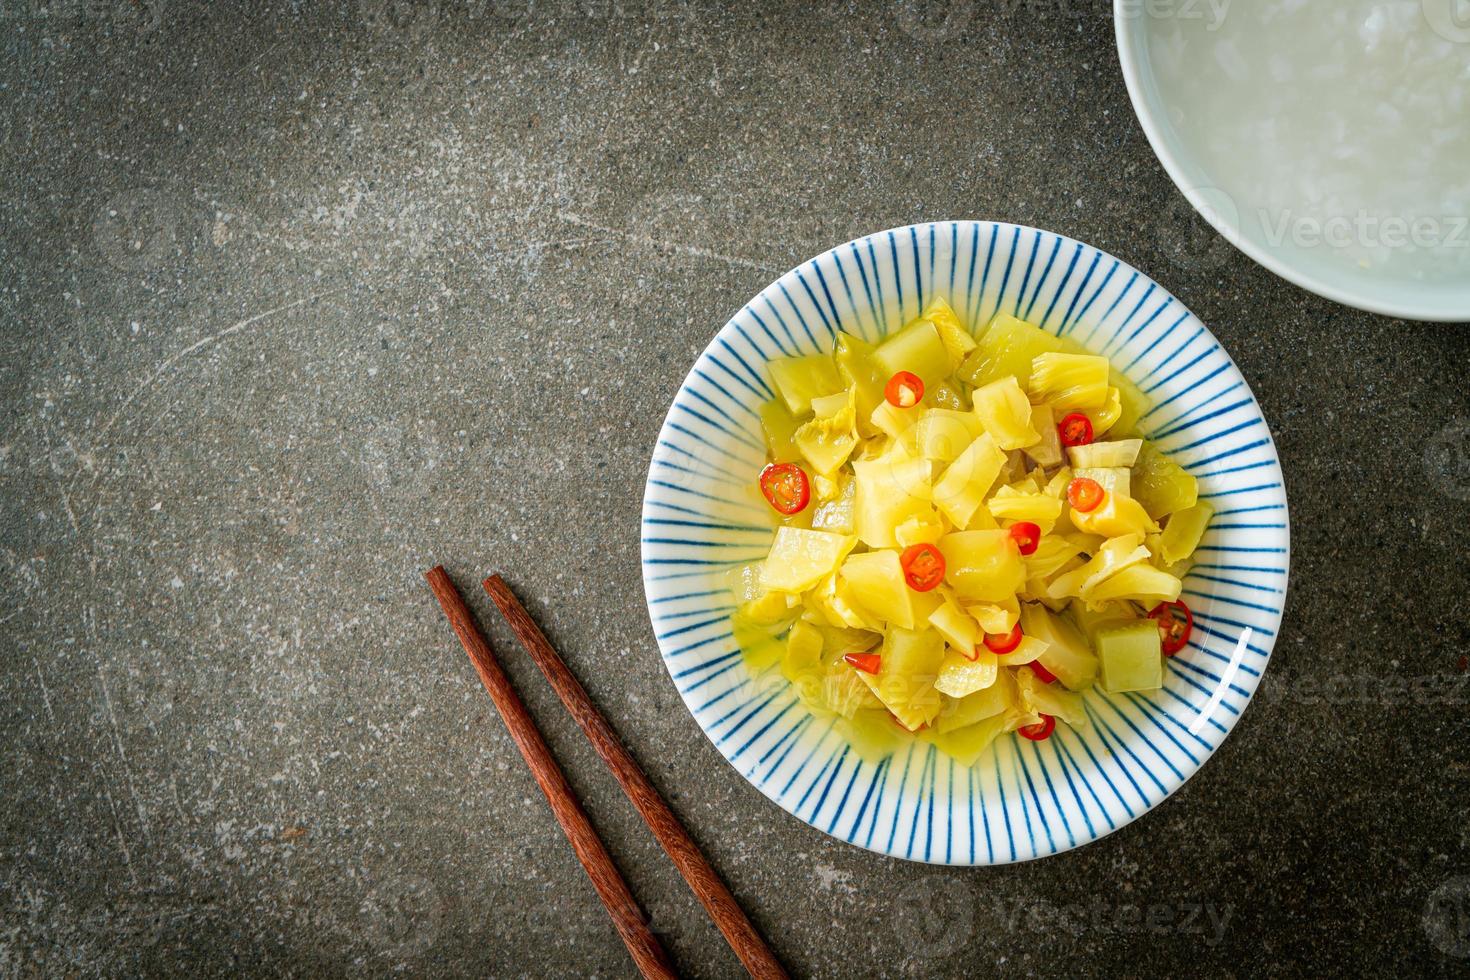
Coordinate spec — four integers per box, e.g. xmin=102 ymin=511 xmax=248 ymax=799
xmin=640 ymin=222 xmax=1289 ymax=864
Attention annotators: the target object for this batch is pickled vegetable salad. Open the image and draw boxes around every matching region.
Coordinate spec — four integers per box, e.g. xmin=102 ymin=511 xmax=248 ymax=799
xmin=731 ymin=298 xmax=1213 ymax=766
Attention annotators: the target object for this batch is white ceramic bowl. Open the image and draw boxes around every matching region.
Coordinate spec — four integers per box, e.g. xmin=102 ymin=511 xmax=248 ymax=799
xmin=1115 ymin=3 xmax=1470 ymax=323
xmin=641 ymin=222 xmax=1290 ymax=863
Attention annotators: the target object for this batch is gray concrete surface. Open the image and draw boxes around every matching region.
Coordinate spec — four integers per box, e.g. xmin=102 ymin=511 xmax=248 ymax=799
xmin=2 ymin=1 xmax=1468 ymax=976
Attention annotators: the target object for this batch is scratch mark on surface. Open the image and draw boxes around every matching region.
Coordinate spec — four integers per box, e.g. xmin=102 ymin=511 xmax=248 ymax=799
xmin=91 ymin=607 xmax=152 ymax=842
xmin=99 ymin=287 xmax=349 ymax=437
xmin=557 ymin=211 xmax=783 ymax=274
xmin=44 ymin=437 xmax=82 ymax=539
xmin=32 ymin=655 xmax=55 ymax=724
xmin=95 ymin=768 xmax=139 ymax=887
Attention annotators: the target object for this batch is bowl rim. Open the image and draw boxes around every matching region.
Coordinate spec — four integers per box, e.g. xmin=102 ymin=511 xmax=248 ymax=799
xmin=1113 ymin=2 xmax=1470 ymax=324
xmin=641 ymin=219 xmax=1292 ymax=863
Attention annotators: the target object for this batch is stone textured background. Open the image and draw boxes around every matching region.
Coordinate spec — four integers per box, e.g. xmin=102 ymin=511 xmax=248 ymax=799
xmin=2 ymin=1 xmax=1468 ymax=976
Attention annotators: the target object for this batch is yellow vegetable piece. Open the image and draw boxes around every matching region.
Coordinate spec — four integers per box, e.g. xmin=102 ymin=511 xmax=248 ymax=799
xmin=927 ymin=715 xmax=1009 ymax=766
xmin=928 ymin=598 xmax=981 ymax=653
xmin=994 ymin=635 xmax=1050 ymax=667
xmin=1086 ymin=563 xmax=1183 ymax=606
xmin=836 ymin=709 xmax=906 ymax=762
xmin=1067 ymin=439 xmax=1142 ymax=469
xmin=961 ymin=312 xmax=1066 ymax=389
xmin=920 ymin=296 xmax=978 ymax=363
xmin=913 ymin=409 xmax=987 ymax=463
xmin=934 ymin=647 xmax=1000 ymax=699
xmin=1024 ymin=403 xmax=1064 ymax=468
xmin=760 ymin=527 xmax=857 ymax=593
xmin=967 ymin=596 xmax=1020 ymax=634
xmin=852 ymin=627 xmax=946 ymax=731
xmin=873 ymin=319 xmax=955 ymax=393
xmin=937 ymin=529 xmax=1026 ymax=603
xmin=1071 ymin=490 xmax=1158 ymax=538
xmin=1132 ymin=441 xmax=1199 ymax=519
xmin=838 ymin=551 xmax=941 ymax=629
xmin=894 ymin=512 xmax=947 ymax=549
xmin=851 ymin=454 xmax=936 ymax=549
xmin=1046 ymin=533 xmax=1151 ymax=601
xmin=869 ymin=400 xmax=919 ymax=440
xmin=783 ymin=620 xmax=825 ymax=679
xmin=1028 ymin=352 xmax=1110 ymax=411
xmin=759 ymin=398 xmax=802 ymax=462
xmin=987 ymin=485 xmax=1064 ymax=531
xmin=1083 ymin=387 xmax=1124 ymax=437
xmin=1019 ymin=603 xmax=1099 ymax=691
xmin=1159 ymin=501 xmax=1215 ymax=564
xmin=810 ymin=474 xmax=856 ymax=534
xmin=931 ymin=433 xmax=1007 ymax=529
xmin=795 ymin=389 xmax=859 ymax=476
xmin=833 ymin=332 xmax=886 ymax=433
xmin=768 ymin=354 xmax=841 ymax=415
xmin=1095 ymin=620 xmax=1163 ymax=693
xmin=936 ymin=666 xmax=1012 ymax=733
xmin=971 ymin=376 xmax=1040 ymax=450
xmin=1015 ymin=667 xmax=1087 ymax=727
xmin=1023 ymin=534 xmax=1088 ymax=581
xmin=1109 ymin=370 xmax=1151 ymax=437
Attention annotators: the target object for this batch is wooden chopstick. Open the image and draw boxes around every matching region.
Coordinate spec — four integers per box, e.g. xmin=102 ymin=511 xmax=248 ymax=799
xmin=424 ymin=566 xmax=676 ymax=980
xmin=483 ymin=574 xmax=789 ymax=980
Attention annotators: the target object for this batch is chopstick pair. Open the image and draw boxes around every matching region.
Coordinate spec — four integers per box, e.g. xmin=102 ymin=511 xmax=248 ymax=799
xmin=424 ymin=567 xmax=787 ymax=980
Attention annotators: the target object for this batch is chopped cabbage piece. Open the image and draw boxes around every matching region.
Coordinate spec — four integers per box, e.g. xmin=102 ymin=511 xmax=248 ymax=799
xmin=1015 ymin=667 xmax=1087 ymax=727
xmin=1024 ymin=403 xmax=1064 ymax=468
xmin=1095 ymin=620 xmax=1164 ymax=693
xmin=1019 ymin=603 xmax=1098 ymax=691
xmin=839 ymin=550 xmax=941 ymax=629
xmin=926 ymin=715 xmax=1009 ymax=766
xmin=1071 ymin=490 xmax=1158 ymax=538
xmin=1159 ymin=501 xmax=1215 ymax=564
xmin=874 ymin=319 xmax=955 ymax=393
xmin=995 ymin=635 xmax=1050 ymax=667
xmin=1067 ymin=438 xmax=1142 ymax=469
xmin=987 ymin=485 xmax=1064 ymax=531
xmin=1028 ymin=352 xmax=1110 ymax=411
xmin=930 ymin=433 xmax=1007 ymax=529
xmin=934 ymin=646 xmax=999 ymax=699
xmin=1132 ymin=441 xmax=1199 ymax=519
xmin=760 ymin=527 xmax=857 ymax=593
xmin=936 ymin=666 xmax=1012 ymax=733
xmin=768 ymin=354 xmax=841 ymax=415
xmin=972 ymin=377 xmax=1040 ymax=450
xmin=913 ymin=409 xmax=988 ymax=462
xmin=759 ymin=398 xmax=803 ymax=462
xmin=851 ymin=455 xmax=936 ymax=548
xmin=921 ymin=296 xmax=978 ymax=364
xmin=1086 ymin=563 xmax=1183 ymax=606
xmin=938 ymin=529 xmax=1026 ymax=602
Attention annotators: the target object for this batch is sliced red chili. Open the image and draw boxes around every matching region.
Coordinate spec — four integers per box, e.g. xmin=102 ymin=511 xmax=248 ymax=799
xmin=1018 ymin=714 xmax=1056 ymax=741
xmin=884 ymin=371 xmax=925 ymax=408
xmin=1067 ymin=476 xmax=1104 ymax=513
xmin=843 ymin=651 xmax=881 ymax=674
xmin=1058 ymin=412 xmax=1093 ymax=447
xmin=758 ymin=462 xmax=810 ymax=515
xmin=983 ymin=623 xmax=1022 ymax=654
xmin=899 ymin=542 xmax=945 ymax=592
xmin=1008 ymin=521 xmax=1041 ymax=556
xmin=1149 ymin=600 xmax=1193 ymax=656
xmin=1030 ymin=661 xmax=1058 ymax=685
